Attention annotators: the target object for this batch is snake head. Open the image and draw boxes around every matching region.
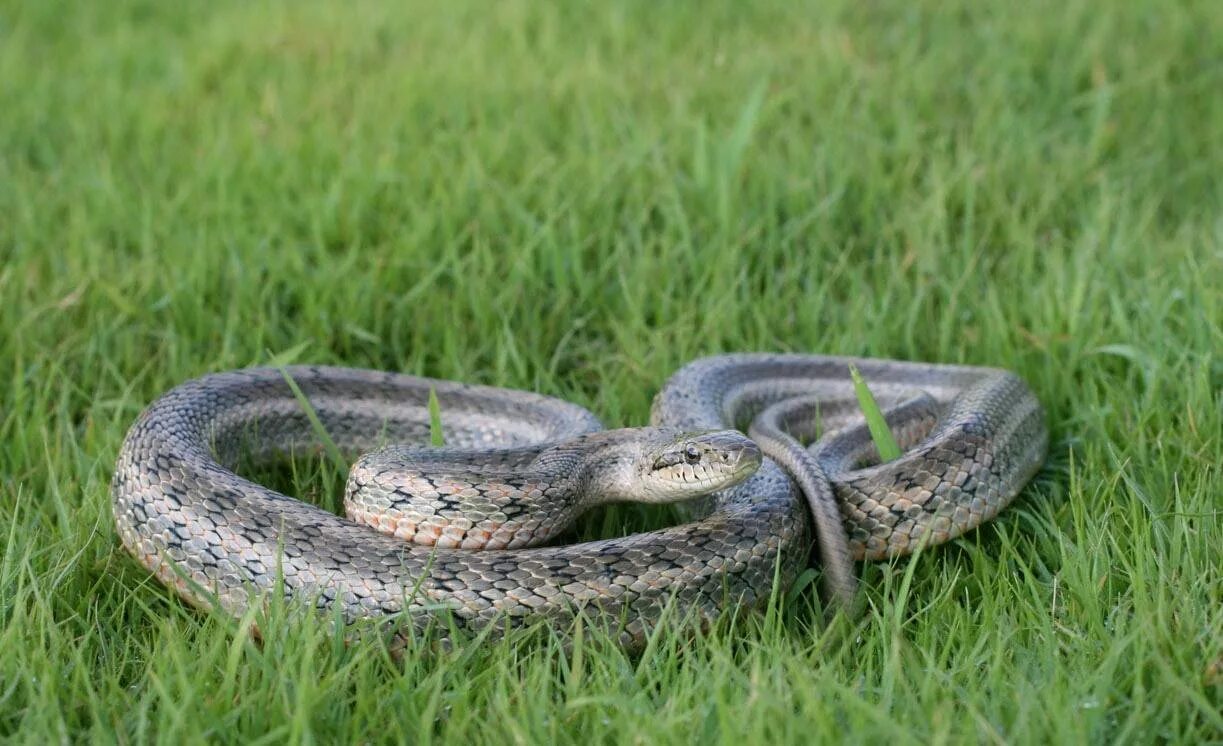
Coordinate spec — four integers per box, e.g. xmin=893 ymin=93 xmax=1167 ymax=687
xmin=583 ymin=428 xmax=761 ymax=504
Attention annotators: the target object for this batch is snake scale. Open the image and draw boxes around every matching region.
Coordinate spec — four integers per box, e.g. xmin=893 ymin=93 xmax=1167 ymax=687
xmin=111 ymin=354 xmax=1047 ymax=648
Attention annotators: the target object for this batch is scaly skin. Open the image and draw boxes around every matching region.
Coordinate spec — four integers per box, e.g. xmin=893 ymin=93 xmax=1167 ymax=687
xmin=111 ymin=355 xmax=1047 ymax=649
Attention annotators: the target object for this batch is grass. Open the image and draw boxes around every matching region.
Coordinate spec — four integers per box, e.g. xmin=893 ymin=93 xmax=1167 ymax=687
xmin=428 ymin=387 xmax=446 ymax=448
xmin=849 ymin=363 xmax=903 ymax=461
xmin=1 ymin=0 xmax=1220 ymax=742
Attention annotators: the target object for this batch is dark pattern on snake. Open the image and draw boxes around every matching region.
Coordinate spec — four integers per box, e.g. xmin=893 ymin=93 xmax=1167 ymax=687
xmin=111 ymin=355 xmax=1047 ymax=648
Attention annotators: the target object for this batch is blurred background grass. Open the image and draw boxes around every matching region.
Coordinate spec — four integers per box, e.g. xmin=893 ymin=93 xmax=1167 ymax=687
xmin=1 ymin=0 xmax=1219 ymax=742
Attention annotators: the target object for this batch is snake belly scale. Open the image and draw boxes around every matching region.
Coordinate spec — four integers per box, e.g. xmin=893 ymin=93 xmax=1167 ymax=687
xmin=111 ymin=355 xmax=1047 ymax=647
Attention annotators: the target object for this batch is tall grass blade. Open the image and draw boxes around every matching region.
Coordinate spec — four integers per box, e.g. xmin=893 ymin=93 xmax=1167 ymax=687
xmin=428 ymin=386 xmax=445 ymax=447
xmin=849 ymin=363 xmax=902 ymax=462
xmin=278 ymin=366 xmax=347 ymax=473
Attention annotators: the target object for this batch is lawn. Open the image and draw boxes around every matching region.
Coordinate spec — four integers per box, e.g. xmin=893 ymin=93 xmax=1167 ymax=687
xmin=1 ymin=0 xmax=1220 ymax=742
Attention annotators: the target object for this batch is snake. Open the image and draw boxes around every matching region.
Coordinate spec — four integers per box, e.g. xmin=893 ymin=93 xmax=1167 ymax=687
xmin=111 ymin=354 xmax=1047 ymax=648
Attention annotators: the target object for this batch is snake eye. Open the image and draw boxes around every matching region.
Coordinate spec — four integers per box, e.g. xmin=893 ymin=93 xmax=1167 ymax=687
xmin=683 ymin=444 xmax=701 ymax=463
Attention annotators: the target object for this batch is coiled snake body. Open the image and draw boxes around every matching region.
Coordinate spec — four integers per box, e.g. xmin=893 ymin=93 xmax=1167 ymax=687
xmin=112 ymin=355 xmax=1046 ymax=647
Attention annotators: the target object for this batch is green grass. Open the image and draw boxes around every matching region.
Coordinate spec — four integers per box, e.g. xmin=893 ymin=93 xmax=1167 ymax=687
xmin=1 ymin=0 xmax=1220 ymax=742
xmin=428 ymin=387 xmax=446 ymax=448
xmin=849 ymin=363 xmax=904 ymax=462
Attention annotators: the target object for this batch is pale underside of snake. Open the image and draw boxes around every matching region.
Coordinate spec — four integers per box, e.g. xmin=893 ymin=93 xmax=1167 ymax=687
xmin=111 ymin=354 xmax=1047 ymax=649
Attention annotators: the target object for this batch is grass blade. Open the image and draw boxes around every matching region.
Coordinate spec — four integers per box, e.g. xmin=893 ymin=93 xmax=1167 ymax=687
xmin=428 ymin=386 xmax=445 ymax=447
xmin=277 ymin=366 xmax=347 ymax=473
xmin=849 ymin=363 xmax=902 ymax=462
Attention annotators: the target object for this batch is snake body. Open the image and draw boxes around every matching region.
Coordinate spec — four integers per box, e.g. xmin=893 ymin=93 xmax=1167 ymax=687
xmin=111 ymin=355 xmax=1047 ymax=647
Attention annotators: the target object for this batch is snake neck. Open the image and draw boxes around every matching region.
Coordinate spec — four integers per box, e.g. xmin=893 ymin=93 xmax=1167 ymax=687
xmin=343 ymin=426 xmax=759 ymax=550
xmin=341 ymin=430 xmax=654 ymax=550
xmin=535 ymin=429 xmax=657 ymax=505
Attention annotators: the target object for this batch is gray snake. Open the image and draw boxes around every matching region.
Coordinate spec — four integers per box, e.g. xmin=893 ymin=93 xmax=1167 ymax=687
xmin=111 ymin=354 xmax=1047 ymax=648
